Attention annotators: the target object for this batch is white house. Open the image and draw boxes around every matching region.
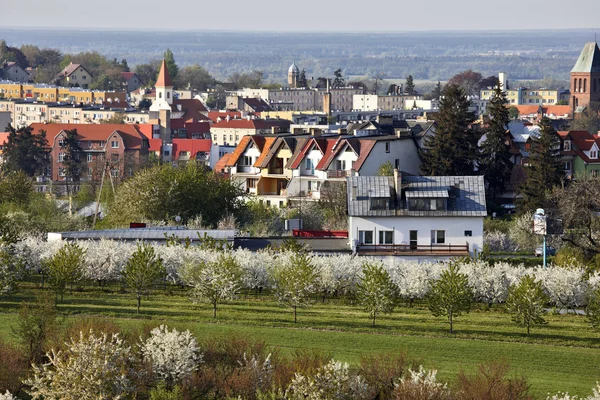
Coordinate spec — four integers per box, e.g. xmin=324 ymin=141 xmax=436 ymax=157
xmin=347 ymin=173 xmax=486 ymax=261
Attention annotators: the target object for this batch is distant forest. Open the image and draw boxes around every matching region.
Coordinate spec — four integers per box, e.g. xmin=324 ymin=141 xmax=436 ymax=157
xmin=1 ymin=28 xmax=598 ymax=85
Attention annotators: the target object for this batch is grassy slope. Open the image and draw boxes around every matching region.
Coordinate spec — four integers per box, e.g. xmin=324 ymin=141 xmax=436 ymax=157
xmin=1 ymin=287 xmax=599 ymax=398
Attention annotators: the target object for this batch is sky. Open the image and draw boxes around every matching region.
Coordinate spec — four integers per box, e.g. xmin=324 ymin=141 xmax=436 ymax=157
xmin=3 ymin=0 xmax=600 ymax=32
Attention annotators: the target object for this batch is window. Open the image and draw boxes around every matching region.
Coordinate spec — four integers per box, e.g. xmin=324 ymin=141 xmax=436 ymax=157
xmin=164 ymin=150 xmax=170 ymax=156
xmin=379 ymin=230 xmax=393 ymax=245
xmin=385 ymin=142 xmax=390 ymax=153
xmin=408 ymin=198 xmax=445 ymax=211
xmin=464 ymin=230 xmax=472 ymax=237
xmin=370 ymin=198 xmax=388 ymax=210
xmin=431 ymin=230 xmax=445 ymax=244
xmin=110 ymin=169 xmax=118 ymax=178
xmin=247 ymin=179 xmax=257 ymax=188
xmin=87 ymin=154 xmax=92 ymax=162
xmin=591 ymin=151 xmax=598 ymax=159
xmin=409 ymin=230 xmax=418 ymax=249
xmin=111 ymin=140 xmax=119 ymax=148
xmin=358 ymin=230 xmax=374 ymax=245
xmin=395 ymin=159 xmax=400 ymax=169
xmin=242 ymin=155 xmax=252 ymax=165
xmin=58 ymin=168 xmax=66 ymax=177
xmin=564 ymin=140 xmax=571 ymax=151
xmin=565 ymin=161 xmax=571 ymax=171
xmin=58 ymin=152 xmax=65 ymax=162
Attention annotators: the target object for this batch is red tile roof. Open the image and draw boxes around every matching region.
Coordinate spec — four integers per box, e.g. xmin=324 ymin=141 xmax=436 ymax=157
xmin=148 ymin=138 xmax=163 ymax=153
xmin=351 ymin=139 xmax=377 ymax=172
xmin=156 ymin=59 xmax=173 ymax=87
xmin=226 ymin=136 xmax=253 ymax=167
xmin=0 ymin=132 xmax=9 ymax=146
xmin=211 ymin=118 xmax=289 ymax=130
xmin=170 ymin=120 xmax=210 ymax=135
xmin=544 ymin=105 xmax=571 ymax=116
xmin=121 ymin=72 xmax=137 ymax=80
xmin=254 ymin=137 xmax=278 ymax=167
xmin=316 ymin=137 xmax=345 ymax=170
xmin=28 ymin=123 xmax=149 ymax=150
xmin=171 ymin=99 xmax=208 ymax=121
xmin=288 ymin=138 xmax=315 ymax=169
xmin=512 ymin=105 xmax=541 ymax=115
xmin=208 ymin=111 xmax=243 ymax=122
xmin=172 ymin=139 xmax=211 ymax=159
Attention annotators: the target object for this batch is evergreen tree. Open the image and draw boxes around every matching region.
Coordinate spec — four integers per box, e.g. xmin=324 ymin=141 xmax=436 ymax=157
xmin=518 ymin=116 xmax=564 ymax=213
xmin=405 ymin=75 xmax=416 ymax=95
xmin=478 ymin=85 xmax=513 ymax=213
xmin=2 ymin=126 xmax=49 ymax=176
xmin=332 ymin=68 xmax=345 ymax=88
xmin=421 ymin=84 xmax=480 ymax=176
xmin=432 ymin=81 xmax=442 ymax=100
xmin=298 ymin=69 xmax=308 ymax=88
xmin=163 ymin=48 xmax=179 ymax=79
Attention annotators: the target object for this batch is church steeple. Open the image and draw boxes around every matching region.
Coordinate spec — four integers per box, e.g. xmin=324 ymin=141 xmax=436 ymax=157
xmin=570 ymin=42 xmax=600 ymax=110
xmin=155 ymin=59 xmax=173 ymax=106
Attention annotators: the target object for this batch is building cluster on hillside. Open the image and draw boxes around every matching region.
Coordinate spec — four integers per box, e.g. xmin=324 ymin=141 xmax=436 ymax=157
xmin=2 ymin=41 xmax=600 ymax=259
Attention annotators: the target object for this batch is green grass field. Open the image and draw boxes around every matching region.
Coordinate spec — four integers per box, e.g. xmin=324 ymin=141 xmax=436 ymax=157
xmin=1 ymin=285 xmax=599 ymax=399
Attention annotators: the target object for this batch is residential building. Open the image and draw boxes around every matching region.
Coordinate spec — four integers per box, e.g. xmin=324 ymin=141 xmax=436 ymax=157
xmin=510 ymin=105 xmax=572 ymax=124
xmin=2 ymin=62 xmax=29 ymax=83
xmin=558 ymin=130 xmax=600 ymax=177
xmin=352 ymin=94 xmax=423 ymax=111
xmin=347 ymin=174 xmax=486 ymax=260
xmin=28 ymin=123 xmax=151 ymax=185
xmin=0 ymin=80 xmax=126 ymax=104
xmin=210 ymin=117 xmax=290 ymax=146
xmin=121 ymin=72 xmax=142 ymax=93
xmin=55 ymin=63 xmax=93 ymax=88
xmin=480 ymin=87 xmax=567 ymax=105
xmin=234 ymin=87 xmax=364 ymax=112
xmin=570 ymin=42 xmax=600 ymax=110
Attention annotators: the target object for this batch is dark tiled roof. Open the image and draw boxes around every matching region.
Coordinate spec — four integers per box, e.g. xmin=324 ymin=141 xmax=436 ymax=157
xmin=571 ymin=42 xmax=600 ymax=73
xmin=347 ymin=175 xmax=487 ymax=217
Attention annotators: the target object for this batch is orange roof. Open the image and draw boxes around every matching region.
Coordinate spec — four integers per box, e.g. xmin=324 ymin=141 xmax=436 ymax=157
xmin=0 ymin=132 xmax=9 ymax=146
xmin=28 ymin=123 xmax=150 ymax=150
xmin=512 ymin=105 xmax=541 ymax=115
xmin=208 ymin=111 xmax=242 ymax=122
xmin=226 ymin=136 xmax=253 ymax=167
xmin=156 ymin=59 xmax=173 ymax=88
xmin=148 ymin=138 xmax=162 ymax=153
xmin=544 ymin=105 xmax=571 ymax=116
xmin=254 ymin=137 xmax=278 ymax=167
xmin=214 ymin=153 xmax=231 ymax=173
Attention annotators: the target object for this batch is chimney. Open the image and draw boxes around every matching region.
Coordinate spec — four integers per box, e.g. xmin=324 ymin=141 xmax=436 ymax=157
xmin=393 ymin=168 xmax=402 ymax=202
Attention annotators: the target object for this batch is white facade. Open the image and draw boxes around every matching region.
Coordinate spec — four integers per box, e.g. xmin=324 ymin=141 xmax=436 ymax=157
xmin=349 ymin=215 xmax=484 ymax=257
xmin=358 ymin=140 xmax=421 ymax=176
xmin=353 ymin=94 xmax=379 ymax=111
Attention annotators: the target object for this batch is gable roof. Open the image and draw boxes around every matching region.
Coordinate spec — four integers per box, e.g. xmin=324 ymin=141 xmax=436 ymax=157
xmin=242 ymin=97 xmax=272 ymax=112
xmin=254 ymin=137 xmax=279 ymax=167
xmin=171 ymin=98 xmax=208 ymax=121
xmin=172 ymin=139 xmax=211 ymax=159
xmin=214 ymin=153 xmax=231 ymax=173
xmin=316 ymin=137 xmax=346 ymax=170
xmin=225 ymin=135 xmax=253 ymax=167
xmin=59 ymin=63 xmax=90 ymax=78
xmin=347 ymin=175 xmax=487 ymax=217
xmin=156 ymin=59 xmax=173 ymax=88
xmin=121 ymin=72 xmax=138 ymax=81
xmin=351 ymin=139 xmax=377 ymax=172
xmin=28 ymin=123 xmax=148 ymax=149
xmin=148 ymin=138 xmax=163 ymax=153
xmin=288 ymin=137 xmax=319 ymax=169
xmin=571 ymin=42 xmax=600 ymax=73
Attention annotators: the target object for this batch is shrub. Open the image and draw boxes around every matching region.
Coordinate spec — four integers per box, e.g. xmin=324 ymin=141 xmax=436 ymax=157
xmin=393 ymin=366 xmax=452 ymax=400
xmin=455 ymin=361 xmax=532 ymax=399
xmin=0 ymin=341 xmax=27 ymax=394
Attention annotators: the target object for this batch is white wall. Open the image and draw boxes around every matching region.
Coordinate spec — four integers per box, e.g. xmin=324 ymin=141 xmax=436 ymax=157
xmin=353 ymin=94 xmax=378 ymax=111
xmin=349 ymin=216 xmax=484 ymax=256
xmin=358 ymin=140 xmax=421 ymax=176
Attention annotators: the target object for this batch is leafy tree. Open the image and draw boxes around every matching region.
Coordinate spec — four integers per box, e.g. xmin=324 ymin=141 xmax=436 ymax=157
xmin=405 ymin=75 xmax=416 ymax=95
xmin=505 ymin=275 xmax=548 ymax=335
xmin=431 ymin=81 xmax=443 ymax=100
xmin=104 ymin=162 xmax=244 ymax=228
xmin=134 ymin=60 xmax=161 ymax=87
xmin=356 ymin=262 xmax=398 ymax=326
xmin=570 ymin=102 xmax=600 ymax=135
xmin=13 ymin=292 xmax=59 ymax=364
xmin=0 ymin=40 xmax=28 ymax=68
xmin=376 ymin=161 xmax=394 ymax=176
xmin=447 ymin=69 xmax=484 ymax=96
xmin=318 ymin=181 xmax=348 ymax=230
xmin=508 ymin=106 xmax=520 ymax=120
xmin=60 ymin=129 xmax=85 ymax=215
xmin=174 ymin=64 xmax=215 ymax=90
xmin=0 ymin=244 xmax=25 ymax=295
xmin=164 ymin=48 xmax=179 ymax=79
xmin=421 ymin=84 xmax=479 ymax=176
xmin=271 ymin=252 xmax=319 ymax=323
xmin=480 ymin=75 xmax=500 ymax=89
xmin=332 ymin=68 xmax=345 ymax=88
xmin=428 ymin=262 xmax=473 ymax=333
xmin=586 ymin=286 xmax=600 ymax=330
xmin=123 ymin=243 xmax=166 ymax=313
xmin=518 ymin=116 xmax=564 ymax=213
xmin=182 ymin=253 xmax=243 ymax=318
xmin=47 ymin=242 xmax=85 ymax=302
xmin=2 ymin=126 xmax=49 ymax=176
xmin=297 ymin=68 xmax=308 ymax=88
xmin=0 ymin=170 xmax=33 ymax=205
xmin=316 ymin=77 xmax=329 ymax=89
xmin=229 ymin=70 xmax=264 ymax=89
xmin=25 ymin=330 xmax=138 ymax=399
xmin=478 ymin=85 xmax=513 ymax=213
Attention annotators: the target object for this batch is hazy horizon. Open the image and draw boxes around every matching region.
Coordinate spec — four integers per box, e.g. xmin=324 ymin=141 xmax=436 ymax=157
xmin=4 ymin=0 xmax=600 ymax=32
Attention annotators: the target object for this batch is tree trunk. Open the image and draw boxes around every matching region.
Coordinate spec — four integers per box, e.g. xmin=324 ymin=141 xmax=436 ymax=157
xmin=294 ymin=305 xmax=297 ymax=323
xmin=527 ymin=319 xmax=530 ymax=335
xmin=213 ymin=302 xmax=217 ymax=319
xmin=137 ymin=296 xmax=141 ymax=313
xmin=372 ymin=312 xmax=376 ymax=327
xmin=449 ymin=312 xmax=453 ymax=333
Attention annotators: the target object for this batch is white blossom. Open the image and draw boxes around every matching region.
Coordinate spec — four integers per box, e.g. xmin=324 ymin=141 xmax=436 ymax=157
xmin=0 ymin=391 xmax=16 ymax=400
xmin=141 ymin=324 xmax=201 ymax=385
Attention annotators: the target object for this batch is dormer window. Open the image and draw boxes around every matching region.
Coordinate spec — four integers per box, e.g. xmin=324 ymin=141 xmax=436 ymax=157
xmin=370 ymin=198 xmax=389 ymax=210
xmin=563 ymin=140 xmax=571 ymax=151
xmin=591 ymin=150 xmax=598 ymax=159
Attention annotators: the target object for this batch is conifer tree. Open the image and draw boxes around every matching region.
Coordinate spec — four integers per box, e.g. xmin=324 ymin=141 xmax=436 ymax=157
xmin=478 ymin=85 xmax=513 ymax=213
xmin=518 ymin=116 xmax=564 ymax=213
xmin=60 ymin=129 xmax=84 ymax=215
xmin=298 ymin=69 xmax=308 ymax=88
xmin=432 ymin=81 xmax=442 ymax=100
xmin=163 ymin=48 xmax=178 ymax=79
xmin=405 ymin=75 xmax=416 ymax=95
xmin=2 ymin=126 xmax=49 ymax=176
xmin=421 ymin=84 xmax=479 ymax=176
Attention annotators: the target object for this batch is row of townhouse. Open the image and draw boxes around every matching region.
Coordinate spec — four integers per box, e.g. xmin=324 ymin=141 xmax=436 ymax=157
xmin=222 ymin=131 xmax=422 ymax=208
xmin=0 ymin=80 xmax=125 ymax=104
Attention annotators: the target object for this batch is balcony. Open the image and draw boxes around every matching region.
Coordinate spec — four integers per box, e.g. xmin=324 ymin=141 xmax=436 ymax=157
xmin=327 ymin=170 xmax=352 ymax=179
xmin=356 ymin=243 xmax=470 ymax=256
xmin=237 ymin=165 xmax=259 ymax=174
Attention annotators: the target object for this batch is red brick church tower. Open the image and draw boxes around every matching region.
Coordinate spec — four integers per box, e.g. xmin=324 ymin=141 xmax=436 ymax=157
xmin=570 ymin=42 xmax=600 ymax=111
